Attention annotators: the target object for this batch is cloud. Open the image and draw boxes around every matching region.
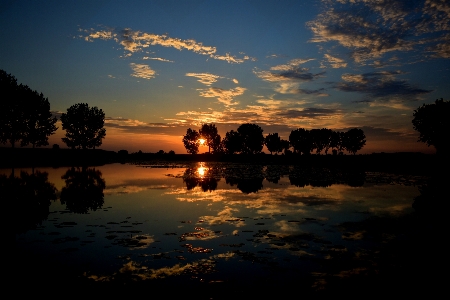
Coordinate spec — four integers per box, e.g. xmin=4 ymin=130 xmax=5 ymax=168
xmin=275 ymin=107 xmax=339 ymax=119
xmin=81 ymin=26 xmax=248 ymax=63
xmin=307 ymin=0 xmax=450 ymax=63
xmin=324 ymin=54 xmax=347 ymax=68
xmin=185 ymin=73 xmax=221 ymax=86
xmin=254 ymin=58 xmax=325 ymax=95
xmin=199 ymin=87 xmax=246 ymax=106
xmin=336 ymin=71 xmax=432 ymax=98
xmin=143 ymin=57 xmax=174 ymax=62
xmin=275 ymin=82 xmax=328 ymax=95
xmin=130 ymin=63 xmax=156 ymax=79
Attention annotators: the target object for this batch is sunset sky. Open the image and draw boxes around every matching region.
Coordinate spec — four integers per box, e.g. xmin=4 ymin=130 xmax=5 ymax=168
xmin=1 ymin=0 xmax=449 ymax=154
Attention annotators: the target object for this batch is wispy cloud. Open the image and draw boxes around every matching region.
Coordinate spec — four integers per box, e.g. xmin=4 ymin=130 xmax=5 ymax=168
xmin=199 ymin=87 xmax=246 ymax=106
xmin=130 ymin=63 xmax=156 ymax=79
xmin=81 ymin=26 xmax=248 ymax=64
xmin=308 ymin=0 xmax=450 ymax=63
xmin=254 ymin=58 xmax=325 ymax=95
xmin=143 ymin=57 xmax=174 ymax=62
xmin=185 ymin=73 xmax=221 ymax=86
xmin=324 ymin=54 xmax=347 ymax=68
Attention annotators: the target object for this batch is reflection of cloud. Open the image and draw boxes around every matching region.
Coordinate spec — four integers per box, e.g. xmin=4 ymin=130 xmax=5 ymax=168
xmin=81 ymin=26 xmax=247 ymax=63
xmin=105 ymin=184 xmax=173 ymax=195
xmin=200 ymin=206 xmax=246 ymax=227
xmin=130 ymin=234 xmax=155 ymax=250
xmin=130 ymin=63 xmax=156 ymax=79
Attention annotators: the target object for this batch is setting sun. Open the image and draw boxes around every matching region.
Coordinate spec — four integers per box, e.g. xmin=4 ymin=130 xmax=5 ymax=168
xmin=199 ymin=138 xmax=206 ymax=145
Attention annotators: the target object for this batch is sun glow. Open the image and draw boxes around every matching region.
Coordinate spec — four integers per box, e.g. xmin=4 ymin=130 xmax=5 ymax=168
xmin=199 ymin=138 xmax=206 ymax=145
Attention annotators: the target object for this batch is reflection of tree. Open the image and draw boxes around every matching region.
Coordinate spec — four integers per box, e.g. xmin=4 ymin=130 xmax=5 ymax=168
xmin=182 ymin=165 xmax=220 ymax=192
xmin=264 ymin=165 xmax=289 ymax=184
xmin=2 ymin=170 xmax=57 ymax=234
xmin=224 ymin=165 xmax=264 ymax=194
xmin=412 ymin=174 xmax=447 ymax=221
xmin=60 ymin=167 xmax=105 ymax=214
xmin=289 ymin=167 xmax=365 ymax=187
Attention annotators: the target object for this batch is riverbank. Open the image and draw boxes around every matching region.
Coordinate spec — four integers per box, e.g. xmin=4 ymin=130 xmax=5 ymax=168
xmin=0 ymin=147 xmax=442 ymax=175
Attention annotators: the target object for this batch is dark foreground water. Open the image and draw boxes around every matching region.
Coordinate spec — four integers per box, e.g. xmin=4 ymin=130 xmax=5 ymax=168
xmin=8 ymin=162 xmax=444 ymax=297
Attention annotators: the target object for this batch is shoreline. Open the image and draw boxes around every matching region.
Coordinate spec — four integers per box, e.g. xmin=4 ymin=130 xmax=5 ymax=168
xmin=0 ymin=147 xmax=441 ymax=175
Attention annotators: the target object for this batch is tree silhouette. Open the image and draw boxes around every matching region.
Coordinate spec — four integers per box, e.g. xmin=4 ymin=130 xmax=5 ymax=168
xmin=330 ymin=130 xmax=343 ymax=154
xmin=182 ymin=128 xmax=200 ymax=154
xmin=60 ymin=103 xmax=106 ymax=149
xmin=0 ymin=70 xmax=57 ymax=148
xmin=199 ymin=123 xmax=221 ymax=153
xmin=289 ymin=128 xmax=312 ymax=155
xmin=265 ymin=133 xmax=282 ymax=154
xmin=21 ymin=87 xmax=58 ymax=148
xmin=237 ymin=123 xmax=264 ymax=154
xmin=343 ymin=128 xmax=366 ymax=155
xmin=280 ymin=139 xmax=291 ymax=155
xmin=412 ymin=98 xmax=450 ymax=156
xmin=223 ymin=130 xmax=242 ymax=154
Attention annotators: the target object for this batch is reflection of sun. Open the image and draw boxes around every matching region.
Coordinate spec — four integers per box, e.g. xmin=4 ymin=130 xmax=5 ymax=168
xmin=199 ymin=138 xmax=205 ymax=145
xmin=197 ymin=163 xmax=208 ymax=177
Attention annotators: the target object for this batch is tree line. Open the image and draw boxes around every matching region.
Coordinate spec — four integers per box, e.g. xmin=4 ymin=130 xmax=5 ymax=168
xmin=0 ymin=70 xmax=106 ymax=150
xmin=183 ymin=123 xmax=367 ymax=155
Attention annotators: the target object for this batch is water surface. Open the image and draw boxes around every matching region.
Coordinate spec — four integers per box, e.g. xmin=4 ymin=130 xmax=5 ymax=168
xmin=10 ymin=162 xmax=435 ymax=296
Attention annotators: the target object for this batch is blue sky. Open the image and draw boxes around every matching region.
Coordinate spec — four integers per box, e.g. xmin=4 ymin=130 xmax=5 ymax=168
xmin=1 ymin=0 xmax=449 ymax=154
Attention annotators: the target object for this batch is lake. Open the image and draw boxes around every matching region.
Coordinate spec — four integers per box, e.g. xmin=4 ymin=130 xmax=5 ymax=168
xmin=9 ymin=162 xmax=443 ymax=297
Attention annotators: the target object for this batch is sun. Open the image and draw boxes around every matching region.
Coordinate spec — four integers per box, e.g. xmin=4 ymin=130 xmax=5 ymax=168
xmin=199 ymin=138 xmax=206 ymax=145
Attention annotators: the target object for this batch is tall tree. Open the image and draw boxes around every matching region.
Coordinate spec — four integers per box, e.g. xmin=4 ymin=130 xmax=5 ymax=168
xmin=412 ymin=98 xmax=450 ymax=156
xmin=21 ymin=87 xmax=58 ymax=148
xmin=182 ymin=128 xmax=200 ymax=154
xmin=222 ymin=130 xmax=242 ymax=154
xmin=265 ymin=133 xmax=282 ymax=154
xmin=0 ymin=70 xmax=57 ymax=148
xmin=237 ymin=123 xmax=264 ymax=154
xmin=60 ymin=103 xmax=106 ymax=149
xmin=289 ymin=128 xmax=312 ymax=155
xmin=343 ymin=128 xmax=366 ymax=155
xmin=199 ymin=123 xmax=220 ymax=153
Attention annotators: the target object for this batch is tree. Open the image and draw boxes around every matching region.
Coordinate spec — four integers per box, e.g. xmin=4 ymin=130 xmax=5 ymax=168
xmin=289 ymin=128 xmax=312 ymax=155
xmin=237 ymin=123 xmax=264 ymax=154
xmin=223 ymin=130 xmax=242 ymax=154
xmin=182 ymin=128 xmax=200 ymax=154
xmin=0 ymin=70 xmax=57 ymax=148
xmin=60 ymin=103 xmax=106 ymax=149
xmin=265 ymin=133 xmax=282 ymax=154
xmin=343 ymin=128 xmax=366 ymax=155
xmin=199 ymin=123 xmax=220 ymax=153
xmin=21 ymin=87 xmax=58 ymax=148
xmin=412 ymin=98 xmax=450 ymax=156
xmin=280 ymin=139 xmax=291 ymax=155
xmin=330 ymin=130 xmax=342 ymax=154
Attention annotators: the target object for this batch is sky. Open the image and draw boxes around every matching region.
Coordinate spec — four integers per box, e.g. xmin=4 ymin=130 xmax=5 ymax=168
xmin=1 ymin=0 xmax=449 ymax=154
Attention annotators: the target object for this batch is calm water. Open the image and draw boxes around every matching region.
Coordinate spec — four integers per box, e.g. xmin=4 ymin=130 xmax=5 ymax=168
xmin=9 ymin=162 xmax=434 ymax=295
